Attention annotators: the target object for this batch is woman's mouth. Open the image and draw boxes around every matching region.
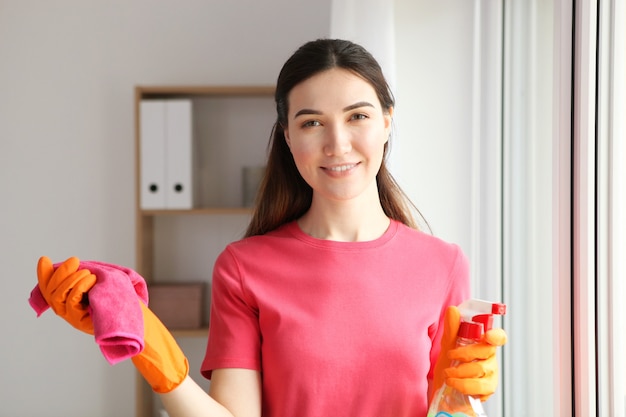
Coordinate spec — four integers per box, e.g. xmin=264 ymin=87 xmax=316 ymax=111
xmin=325 ymin=163 xmax=358 ymax=172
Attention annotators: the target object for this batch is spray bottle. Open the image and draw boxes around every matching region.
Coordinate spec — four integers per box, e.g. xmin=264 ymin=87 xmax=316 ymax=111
xmin=427 ymin=299 xmax=506 ymax=417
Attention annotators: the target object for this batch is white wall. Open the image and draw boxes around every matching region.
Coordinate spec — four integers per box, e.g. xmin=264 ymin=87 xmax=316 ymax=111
xmin=0 ymin=1 xmax=478 ymax=416
xmin=394 ymin=0 xmax=475 ymax=254
xmin=0 ymin=1 xmax=329 ymax=416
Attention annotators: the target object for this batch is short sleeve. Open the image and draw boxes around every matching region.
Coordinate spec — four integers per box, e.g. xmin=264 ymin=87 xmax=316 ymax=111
xmin=201 ymin=247 xmax=261 ymax=379
xmin=427 ymin=244 xmax=471 ymax=380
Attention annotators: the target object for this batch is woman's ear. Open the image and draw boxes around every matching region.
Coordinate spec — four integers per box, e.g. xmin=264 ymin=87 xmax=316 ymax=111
xmin=283 ymin=128 xmax=291 ymax=148
xmin=384 ymin=106 xmax=394 ymax=138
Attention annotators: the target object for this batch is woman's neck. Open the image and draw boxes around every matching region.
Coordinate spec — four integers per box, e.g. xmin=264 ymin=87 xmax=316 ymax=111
xmin=297 ymin=195 xmax=390 ymax=242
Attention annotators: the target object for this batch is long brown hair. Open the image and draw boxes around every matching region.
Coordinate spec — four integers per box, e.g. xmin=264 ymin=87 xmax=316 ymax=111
xmin=245 ymin=39 xmax=426 ymax=237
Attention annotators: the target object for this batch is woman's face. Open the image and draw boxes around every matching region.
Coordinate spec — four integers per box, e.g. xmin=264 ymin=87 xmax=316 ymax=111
xmin=283 ymin=68 xmax=392 ymax=204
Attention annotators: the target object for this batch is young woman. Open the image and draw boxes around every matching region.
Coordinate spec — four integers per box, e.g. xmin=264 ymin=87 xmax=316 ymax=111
xmin=34 ymin=39 xmax=505 ymax=417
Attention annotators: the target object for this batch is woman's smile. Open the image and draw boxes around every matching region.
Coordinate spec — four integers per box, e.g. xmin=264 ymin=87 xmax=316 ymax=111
xmin=322 ymin=162 xmax=360 ymax=175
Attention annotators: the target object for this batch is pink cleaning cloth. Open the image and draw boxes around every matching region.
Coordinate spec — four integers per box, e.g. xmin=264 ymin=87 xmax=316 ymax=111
xmin=29 ymin=260 xmax=149 ymax=365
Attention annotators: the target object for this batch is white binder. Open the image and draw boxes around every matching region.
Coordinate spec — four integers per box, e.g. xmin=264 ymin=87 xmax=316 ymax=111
xmin=140 ymin=99 xmax=193 ymax=210
xmin=140 ymin=100 xmax=166 ymax=209
xmin=165 ymin=100 xmax=193 ymax=209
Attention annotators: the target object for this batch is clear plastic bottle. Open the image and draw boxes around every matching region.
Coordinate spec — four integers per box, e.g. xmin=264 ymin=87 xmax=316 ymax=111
xmin=426 ymin=321 xmax=487 ymax=417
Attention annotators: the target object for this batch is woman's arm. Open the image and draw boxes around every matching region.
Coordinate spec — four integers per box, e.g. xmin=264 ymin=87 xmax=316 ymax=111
xmin=209 ymin=369 xmax=262 ymax=416
xmin=160 ymin=369 xmax=262 ymax=417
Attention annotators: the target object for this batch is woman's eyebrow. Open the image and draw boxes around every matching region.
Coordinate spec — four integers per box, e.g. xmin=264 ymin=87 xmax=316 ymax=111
xmin=294 ymin=101 xmax=375 ymax=118
xmin=294 ymin=108 xmax=322 ymax=118
xmin=343 ymin=101 xmax=375 ymax=112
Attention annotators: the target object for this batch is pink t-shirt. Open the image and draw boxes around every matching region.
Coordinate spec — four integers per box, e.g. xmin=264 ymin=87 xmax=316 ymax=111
xmin=202 ymin=220 xmax=470 ymax=417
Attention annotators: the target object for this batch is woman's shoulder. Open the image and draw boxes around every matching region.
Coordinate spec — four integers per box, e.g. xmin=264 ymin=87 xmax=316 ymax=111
xmin=223 ymin=222 xmax=298 ymax=252
xmin=393 ymin=221 xmax=463 ymax=252
xmin=391 ymin=221 xmax=468 ymax=275
xmin=393 ymin=221 xmax=469 ymax=288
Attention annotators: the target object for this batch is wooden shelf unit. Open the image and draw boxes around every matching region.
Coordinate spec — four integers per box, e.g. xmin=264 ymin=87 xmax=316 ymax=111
xmin=134 ymin=85 xmax=274 ymax=417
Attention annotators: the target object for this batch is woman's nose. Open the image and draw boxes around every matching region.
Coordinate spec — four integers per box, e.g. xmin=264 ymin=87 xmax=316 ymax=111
xmin=323 ymin=124 xmax=352 ymax=156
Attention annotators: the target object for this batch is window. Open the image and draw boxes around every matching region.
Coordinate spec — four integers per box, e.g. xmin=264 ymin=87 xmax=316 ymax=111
xmin=501 ymin=1 xmax=572 ymax=415
xmin=503 ymin=1 xmax=625 ymax=416
xmin=394 ymin=1 xmax=623 ymax=414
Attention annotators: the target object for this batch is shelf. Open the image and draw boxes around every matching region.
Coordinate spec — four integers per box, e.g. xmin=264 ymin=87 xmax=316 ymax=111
xmin=137 ymin=85 xmax=274 ymax=98
xmin=134 ymin=84 xmax=273 ymax=417
xmin=171 ymin=327 xmax=209 ymax=338
xmin=141 ymin=207 xmax=253 ymax=216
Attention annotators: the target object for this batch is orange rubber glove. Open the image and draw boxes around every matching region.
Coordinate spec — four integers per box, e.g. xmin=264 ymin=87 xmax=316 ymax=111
xmin=131 ymin=301 xmax=189 ymax=393
xmin=36 ymin=256 xmax=96 ymax=334
xmin=431 ymin=306 xmax=462 ymax=402
xmin=432 ymin=306 xmax=507 ymax=402
xmin=445 ymin=326 xmax=507 ymax=401
xmin=36 ymin=256 xmax=188 ymax=393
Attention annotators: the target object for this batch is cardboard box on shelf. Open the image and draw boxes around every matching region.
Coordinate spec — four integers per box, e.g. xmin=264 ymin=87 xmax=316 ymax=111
xmin=148 ymin=282 xmax=204 ymax=330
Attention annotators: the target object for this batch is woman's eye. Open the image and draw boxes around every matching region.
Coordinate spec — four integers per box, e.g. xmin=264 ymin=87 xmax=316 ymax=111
xmin=302 ymin=120 xmax=321 ymax=128
xmin=351 ymin=113 xmax=368 ymax=121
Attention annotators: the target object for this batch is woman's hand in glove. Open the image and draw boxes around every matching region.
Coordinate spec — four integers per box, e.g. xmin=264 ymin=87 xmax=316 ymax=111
xmin=444 ymin=310 xmax=507 ymax=401
xmin=36 ymin=256 xmax=96 ymax=334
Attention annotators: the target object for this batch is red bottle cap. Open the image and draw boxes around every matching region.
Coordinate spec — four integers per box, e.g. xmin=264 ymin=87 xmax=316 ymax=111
xmin=458 ymin=321 xmax=483 ymax=341
xmin=491 ymin=303 xmax=507 ymax=315
xmin=472 ymin=314 xmax=494 ymax=332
